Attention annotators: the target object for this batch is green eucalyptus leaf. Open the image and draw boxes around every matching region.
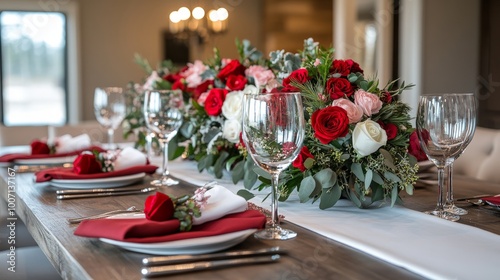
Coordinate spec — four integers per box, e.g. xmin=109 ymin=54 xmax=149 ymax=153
xmin=213 ymin=151 xmax=229 ymax=178
xmin=371 ymin=184 xmax=384 ymax=202
xmin=232 ymin=160 xmax=245 ymax=185
xmin=319 ymin=185 xmax=341 ymax=210
xmin=313 ymin=168 xmax=337 ymax=189
xmin=298 ymin=176 xmax=316 ymax=203
xmin=237 ymin=189 xmax=255 ymax=201
xmin=340 ymin=154 xmax=350 ymax=161
xmin=225 ymin=156 xmax=240 ymax=171
xmin=179 ymin=122 xmax=194 ymax=138
xmin=351 ymin=163 xmax=364 ymax=181
xmin=364 ymin=169 xmax=373 ymax=190
xmin=372 ymin=171 xmax=385 ymax=185
xmin=379 ymin=149 xmax=397 ymax=170
xmin=252 ymin=166 xmax=271 ymax=180
xmin=391 ymin=185 xmax=399 ymax=207
xmin=384 ymin=171 xmax=402 ymax=183
xmin=243 ymin=165 xmax=258 ymax=189
xmin=405 ymin=183 xmax=414 ymax=195
xmin=304 ymin=158 xmax=315 ymax=169
xmin=349 ymin=189 xmax=362 ymax=208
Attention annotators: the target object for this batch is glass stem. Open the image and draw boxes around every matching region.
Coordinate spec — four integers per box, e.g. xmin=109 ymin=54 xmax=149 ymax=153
xmin=146 ymin=132 xmax=153 ymax=157
xmin=446 ymin=163 xmax=454 ymax=206
xmin=161 ymin=140 xmax=170 ymax=178
xmin=270 ymin=171 xmax=280 ymax=229
xmin=107 ymin=128 xmax=114 ymax=148
xmin=436 ymin=167 xmax=445 ymax=212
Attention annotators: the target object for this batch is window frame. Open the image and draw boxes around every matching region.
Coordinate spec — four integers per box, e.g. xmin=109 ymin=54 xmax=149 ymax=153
xmin=0 ymin=10 xmax=70 ymax=126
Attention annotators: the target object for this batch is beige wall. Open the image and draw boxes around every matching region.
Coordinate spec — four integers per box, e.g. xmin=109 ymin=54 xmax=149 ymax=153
xmin=421 ymin=0 xmax=480 ymax=94
xmin=79 ymin=0 xmax=263 ymax=121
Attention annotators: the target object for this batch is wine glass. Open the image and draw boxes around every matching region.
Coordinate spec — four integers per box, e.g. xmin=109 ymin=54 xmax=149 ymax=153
xmin=242 ymin=91 xmax=305 ymax=240
xmin=444 ymin=93 xmax=477 ymax=215
xmin=94 ymin=87 xmax=126 ymax=149
xmin=416 ymin=94 xmax=472 ymax=221
xmin=143 ymin=90 xmax=184 ymax=186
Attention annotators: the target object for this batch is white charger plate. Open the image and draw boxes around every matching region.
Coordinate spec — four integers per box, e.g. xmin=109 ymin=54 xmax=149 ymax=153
xmin=50 ymin=173 xmax=146 ymax=189
xmin=100 ymin=228 xmax=256 ymax=255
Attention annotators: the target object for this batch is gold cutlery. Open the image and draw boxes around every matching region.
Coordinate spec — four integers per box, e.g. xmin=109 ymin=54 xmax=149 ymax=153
xmin=141 ymin=254 xmax=281 ymax=277
xmin=142 ymin=247 xmax=283 ymax=266
xmin=57 ymin=187 xmax=157 ymax=200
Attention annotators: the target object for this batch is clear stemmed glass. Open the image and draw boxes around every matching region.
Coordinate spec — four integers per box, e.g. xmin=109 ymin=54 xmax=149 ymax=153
xmin=416 ymin=94 xmax=472 ymax=221
xmin=143 ymin=90 xmax=184 ymax=186
xmin=94 ymin=87 xmax=126 ymax=149
xmin=444 ymin=93 xmax=477 ymax=215
xmin=242 ymin=91 xmax=305 ymax=240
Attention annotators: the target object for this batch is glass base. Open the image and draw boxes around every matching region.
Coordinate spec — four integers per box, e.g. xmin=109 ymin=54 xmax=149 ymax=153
xmin=445 ymin=204 xmax=468 ymax=215
xmin=425 ymin=209 xmax=460 ymax=222
xmin=150 ymin=177 xmax=179 ymax=187
xmin=254 ymin=226 xmax=297 ymax=240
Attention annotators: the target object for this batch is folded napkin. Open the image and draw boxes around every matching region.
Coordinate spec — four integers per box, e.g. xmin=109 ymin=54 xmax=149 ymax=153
xmin=112 ymin=147 xmax=148 ymax=170
xmin=0 ymin=146 xmax=105 ymax=163
xmin=482 ymin=196 xmax=500 ymax=206
xmin=35 ymin=165 xmax=158 ymax=182
xmin=74 ymin=210 xmax=265 ymax=243
xmin=193 ymin=185 xmax=248 ymax=225
xmin=55 ymin=134 xmax=92 ymax=154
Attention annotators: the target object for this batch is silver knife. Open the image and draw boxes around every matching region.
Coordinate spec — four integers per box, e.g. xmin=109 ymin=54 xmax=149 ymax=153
xmin=56 ymin=185 xmax=156 ymax=195
xmin=456 ymin=194 xmax=500 ymax=201
xmin=142 ymin=247 xmax=283 ymax=266
xmin=56 ymin=187 xmax=157 ymax=200
xmin=141 ymin=254 xmax=281 ymax=277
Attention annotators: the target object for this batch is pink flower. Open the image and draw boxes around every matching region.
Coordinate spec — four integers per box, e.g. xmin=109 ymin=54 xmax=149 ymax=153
xmin=245 ymin=65 xmax=275 ymax=89
xmin=314 ymin=58 xmax=321 ymax=66
xmin=197 ymin=91 xmax=210 ymax=106
xmin=332 ymin=98 xmax=363 ymax=123
xmin=354 ymin=89 xmax=383 ymax=116
xmin=182 ymin=60 xmax=208 ymax=88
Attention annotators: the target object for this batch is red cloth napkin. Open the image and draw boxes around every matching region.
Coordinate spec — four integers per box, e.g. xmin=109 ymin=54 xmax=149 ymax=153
xmin=74 ymin=210 xmax=266 ymax=243
xmin=35 ymin=165 xmax=158 ymax=182
xmin=0 ymin=146 xmax=106 ymax=163
xmin=482 ymin=196 xmax=500 ymax=206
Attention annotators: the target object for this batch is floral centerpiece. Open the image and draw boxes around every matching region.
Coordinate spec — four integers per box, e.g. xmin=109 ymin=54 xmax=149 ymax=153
xmin=238 ymin=38 xmax=418 ymax=209
xmin=125 ymin=38 xmax=419 ymax=209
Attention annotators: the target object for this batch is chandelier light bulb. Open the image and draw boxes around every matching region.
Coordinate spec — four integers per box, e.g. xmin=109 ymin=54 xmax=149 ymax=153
xmin=208 ymin=9 xmax=219 ymax=22
xmin=169 ymin=11 xmax=181 ymax=23
xmin=192 ymin=7 xmax=205 ymax=20
xmin=178 ymin=7 xmax=191 ymax=21
xmin=216 ymin=8 xmax=228 ymax=21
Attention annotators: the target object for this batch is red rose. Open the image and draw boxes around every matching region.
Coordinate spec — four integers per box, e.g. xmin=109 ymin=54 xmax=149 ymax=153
xmin=144 ymin=192 xmax=175 ymax=222
xmin=330 ymin=59 xmax=363 ymax=76
xmin=172 ymin=79 xmax=186 ymax=91
xmin=326 ymin=77 xmax=354 ymax=99
xmin=193 ymin=79 xmax=214 ymax=100
xmin=381 ymin=91 xmax=392 ymax=103
xmin=72 ymin=153 xmax=102 ymax=174
xmin=163 ymin=73 xmax=182 ymax=83
xmin=225 ymin=75 xmax=247 ymax=91
xmin=378 ymin=122 xmax=398 ymax=140
xmin=30 ymin=140 xmax=51 ymax=155
xmin=293 ymin=146 xmax=314 ymax=172
xmin=346 ymin=59 xmax=363 ymax=74
xmin=217 ymin=60 xmax=246 ymax=82
xmin=408 ymin=131 xmax=428 ymax=161
xmin=311 ymin=106 xmax=349 ymax=144
xmin=204 ymin=88 xmax=228 ymax=116
xmin=283 ymin=69 xmax=309 ymax=91
xmin=331 ymin=60 xmax=351 ymax=76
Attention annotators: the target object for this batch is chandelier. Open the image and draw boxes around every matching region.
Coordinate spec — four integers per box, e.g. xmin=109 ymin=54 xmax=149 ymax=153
xmin=168 ymin=6 xmax=228 ymax=43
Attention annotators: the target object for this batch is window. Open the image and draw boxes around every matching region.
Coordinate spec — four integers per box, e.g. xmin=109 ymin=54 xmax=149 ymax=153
xmin=0 ymin=11 xmax=67 ymax=126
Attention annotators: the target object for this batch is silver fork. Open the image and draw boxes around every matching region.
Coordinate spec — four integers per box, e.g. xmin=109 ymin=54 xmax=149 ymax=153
xmin=67 ymin=206 xmax=142 ymax=224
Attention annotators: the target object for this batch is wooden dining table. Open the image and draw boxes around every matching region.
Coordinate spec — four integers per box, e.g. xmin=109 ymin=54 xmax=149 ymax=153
xmin=0 ymin=161 xmax=499 ymax=280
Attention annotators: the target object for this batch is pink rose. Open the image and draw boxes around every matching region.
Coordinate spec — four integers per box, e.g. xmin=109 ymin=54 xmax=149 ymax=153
xmin=245 ymin=66 xmax=275 ymax=89
xmin=332 ymin=98 xmax=363 ymax=123
xmin=182 ymin=60 xmax=207 ymax=88
xmin=354 ymin=89 xmax=383 ymax=116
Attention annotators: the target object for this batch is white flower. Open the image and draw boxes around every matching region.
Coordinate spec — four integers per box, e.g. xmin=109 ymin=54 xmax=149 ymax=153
xmin=352 ymin=119 xmax=387 ymax=157
xmin=222 ymin=119 xmax=241 ymax=143
xmin=243 ymin=84 xmax=258 ymax=95
xmin=222 ymin=90 xmax=244 ymax=120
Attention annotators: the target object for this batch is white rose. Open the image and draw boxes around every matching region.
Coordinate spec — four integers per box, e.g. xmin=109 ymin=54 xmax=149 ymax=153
xmin=222 ymin=119 xmax=241 ymax=143
xmin=352 ymin=119 xmax=387 ymax=157
xmin=222 ymin=91 xmax=243 ymax=120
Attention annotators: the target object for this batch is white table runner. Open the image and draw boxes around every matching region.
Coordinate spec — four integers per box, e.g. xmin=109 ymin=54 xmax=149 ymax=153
xmin=167 ymin=158 xmax=500 ymax=280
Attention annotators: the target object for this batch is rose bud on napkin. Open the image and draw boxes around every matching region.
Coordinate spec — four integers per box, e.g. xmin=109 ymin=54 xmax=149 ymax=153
xmin=56 ymin=134 xmax=92 ymax=154
xmin=30 ymin=140 xmax=51 ymax=155
xmin=73 ymin=152 xmax=103 ymax=174
xmin=144 ymin=192 xmax=175 ymax=222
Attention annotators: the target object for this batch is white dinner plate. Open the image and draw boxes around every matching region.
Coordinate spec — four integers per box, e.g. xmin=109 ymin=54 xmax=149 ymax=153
xmin=15 ymin=155 xmax=77 ymax=165
xmin=100 ymin=228 xmax=256 ymax=255
xmin=50 ymin=173 xmax=146 ymax=189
